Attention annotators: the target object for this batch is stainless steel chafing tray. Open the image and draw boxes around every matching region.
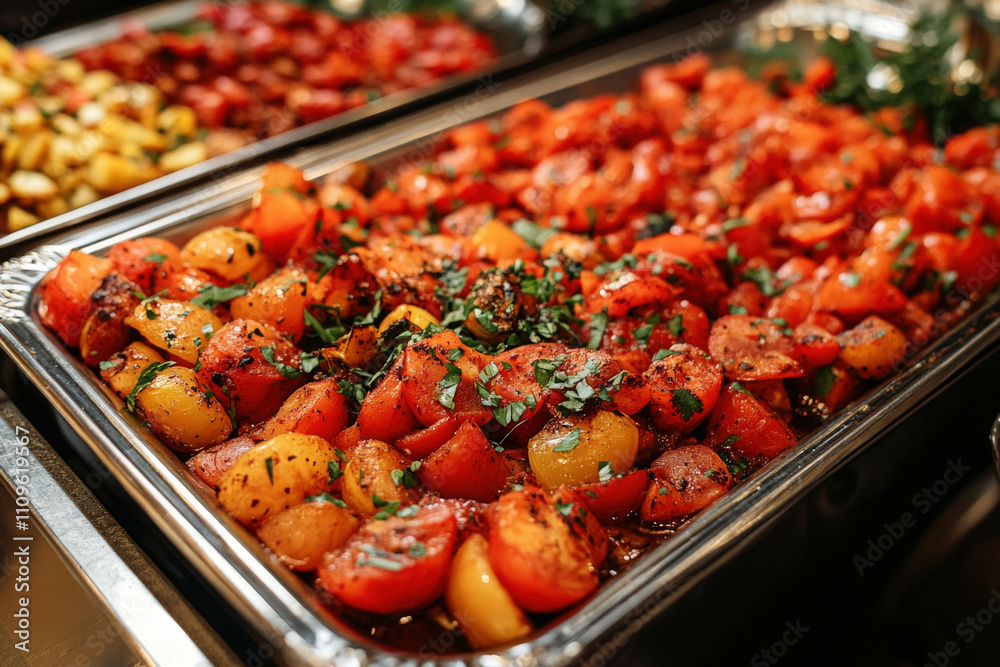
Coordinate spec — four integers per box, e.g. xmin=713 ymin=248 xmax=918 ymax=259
xmin=0 ymin=0 xmax=546 ymax=252
xmin=1 ymin=2 xmax=997 ymax=665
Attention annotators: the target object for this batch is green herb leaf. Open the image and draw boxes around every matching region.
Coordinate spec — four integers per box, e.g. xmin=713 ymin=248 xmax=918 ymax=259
xmin=436 ymin=362 xmax=462 ymax=410
xmin=814 ymin=365 xmax=836 ymax=397
xmin=373 ymin=501 xmax=402 ymax=521
xmin=670 ymin=388 xmax=704 ymax=421
xmin=300 ymin=352 xmax=321 ymax=374
xmin=888 ymin=223 xmax=912 ymax=251
xmin=730 ymin=382 xmax=752 ymax=396
xmin=260 ymin=345 xmax=302 ymax=379
xmin=722 ymin=217 xmax=750 ymax=233
xmin=328 ymin=460 xmax=343 ymax=484
xmin=189 ymin=283 xmax=248 ymax=310
xmin=552 ymin=428 xmax=582 ymax=452
xmin=125 ymin=361 xmax=175 ymax=412
xmin=839 ymin=272 xmax=862 ymax=288
xmin=667 ymin=314 xmax=685 ymax=337
xmin=303 ymin=308 xmax=342 ymax=344
xmin=390 ymin=462 xmax=421 ymax=489
xmin=633 ymin=313 xmax=661 ymax=348
xmin=511 ymin=219 xmax=557 ymax=249
xmin=588 ymin=309 xmax=609 ymax=350
xmin=355 ymin=555 xmax=404 ymax=571
xmin=355 ymin=290 xmax=384 ymax=327
xmin=305 ymin=493 xmax=348 ymax=508
xmin=265 ymin=457 xmax=274 ymax=484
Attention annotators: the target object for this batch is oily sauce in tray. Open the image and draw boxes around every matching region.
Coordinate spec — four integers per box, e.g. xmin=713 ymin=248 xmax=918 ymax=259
xmin=35 ymin=52 xmax=1000 ymax=651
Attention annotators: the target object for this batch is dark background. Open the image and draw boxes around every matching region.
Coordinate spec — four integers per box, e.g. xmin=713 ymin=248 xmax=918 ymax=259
xmin=1 ymin=1 xmax=148 ymax=44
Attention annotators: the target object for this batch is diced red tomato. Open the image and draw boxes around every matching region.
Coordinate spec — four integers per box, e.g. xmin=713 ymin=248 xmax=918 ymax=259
xmin=319 ymin=503 xmax=458 ymax=614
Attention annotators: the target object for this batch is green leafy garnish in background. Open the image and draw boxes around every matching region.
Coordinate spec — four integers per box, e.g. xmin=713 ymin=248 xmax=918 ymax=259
xmin=820 ymin=11 xmax=1000 ymax=144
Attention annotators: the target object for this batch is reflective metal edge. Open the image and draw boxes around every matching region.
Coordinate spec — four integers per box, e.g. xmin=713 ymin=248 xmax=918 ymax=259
xmin=990 ymin=411 xmax=1000 ymax=485
xmin=0 ymin=0 xmax=546 ymax=251
xmin=0 ymin=389 xmax=236 ymax=666
xmin=0 ymin=2 xmax=989 ymax=666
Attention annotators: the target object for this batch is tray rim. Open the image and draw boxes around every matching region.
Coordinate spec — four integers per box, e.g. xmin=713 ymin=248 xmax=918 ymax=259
xmin=1 ymin=3 xmax=993 ymax=665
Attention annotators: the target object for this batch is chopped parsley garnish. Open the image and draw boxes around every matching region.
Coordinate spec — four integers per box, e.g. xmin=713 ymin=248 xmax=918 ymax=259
xmin=670 ymin=388 xmax=703 ymax=421
xmin=314 ymin=250 xmax=337 ymax=281
xmin=338 ymin=379 xmax=366 ymax=410
xmin=667 ymin=314 xmax=685 ymax=337
xmin=555 ymin=501 xmax=574 ymax=517
xmin=373 ymin=500 xmax=402 ymax=521
xmin=730 ymin=382 xmax=753 ymax=396
xmin=304 ymin=493 xmax=348 ymax=508
xmin=533 ymin=355 xmax=566 ymax=386
xmin=190 ymin=283 xmax=249 ymax=310
xmin=726 ymin=243 xmax=743 ymax=267
xmin=511 ymin=219 xmax=557 ymax=249
xmin=391 ymin=462 xmax=421 ymax=489
xmin=355 ymin=290 xmax=384 ymax=327
xmin=740 ymin=266 xmax=785 ymax=297
xmin=265 ymin=457 xmax=274 ymax=484
xmin=125 ymin=361 xmax=175 ymax=412
xmin=396 ymin=505 xmax=420 ymax=518
xmin=300 ymin=352 xmax=321 ymax=374
xmin=303 ymin=308 xmax=343 ymax=344
xmin=888 ymin=223 xmax=912 ymax=251
xmin=839 ymin=272 xmax=862 ymax=288
xmin=721 ymin=217 xmax=750 ymax=233
xmin=355 ymin=554 xmax=404 ymax=571
xmin=327 ymin=460 xmax=343 ymax=484
xmin=771 ymin=317 xmax=794 ymax=336
xmin=587 ymin=309 xmax=609 ymax=350
xmin=493 ymin=396 xmax=535 ymax=426
xmin=633 ymin=313 xmax=661 ymax=347
xmin=436 ymin=362 xmax=462 ymax=410
xmin=593 ymin=254 xmax=638 ymax=276
xmin=260 ymin=345 xmax=301 ymax=379
xmin=552 ymin=428 xmax=582 ymax=452
xmin=814 ymin=365 xmax=836 ymax=397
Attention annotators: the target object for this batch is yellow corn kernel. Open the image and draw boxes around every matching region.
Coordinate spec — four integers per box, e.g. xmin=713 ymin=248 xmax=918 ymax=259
xmin=7 ymin=206 xmax=39 ymax=231
xmin=68 ymin=183 xmax=99 ymax=209
xmin=0 ymin=75 xmax=25 ymax=104
xmin=8 ymin=170 xmax=57 ymax=201
xmin=85 ymin=153 xmax=160 ymax=194
xmin=158 ymin=142 xmax=208 ymax=173
xmin=18 ymin=130 xmax=51 ymax=172
xmin=35 ymin=196 xmax=69 ymax=219
xmin=157 ymin=105 xmax=198 ymax=137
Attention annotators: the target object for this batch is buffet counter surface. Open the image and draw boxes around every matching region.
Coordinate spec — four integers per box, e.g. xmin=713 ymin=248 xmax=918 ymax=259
xmin=0 ymin=388 xmax=233 ymax=666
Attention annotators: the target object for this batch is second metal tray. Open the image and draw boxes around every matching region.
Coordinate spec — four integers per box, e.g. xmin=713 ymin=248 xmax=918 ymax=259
xmin=1 ymin=2 xmax=996 ymax=665
xmin=0 ymin=0 xmax=545 ymax=252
